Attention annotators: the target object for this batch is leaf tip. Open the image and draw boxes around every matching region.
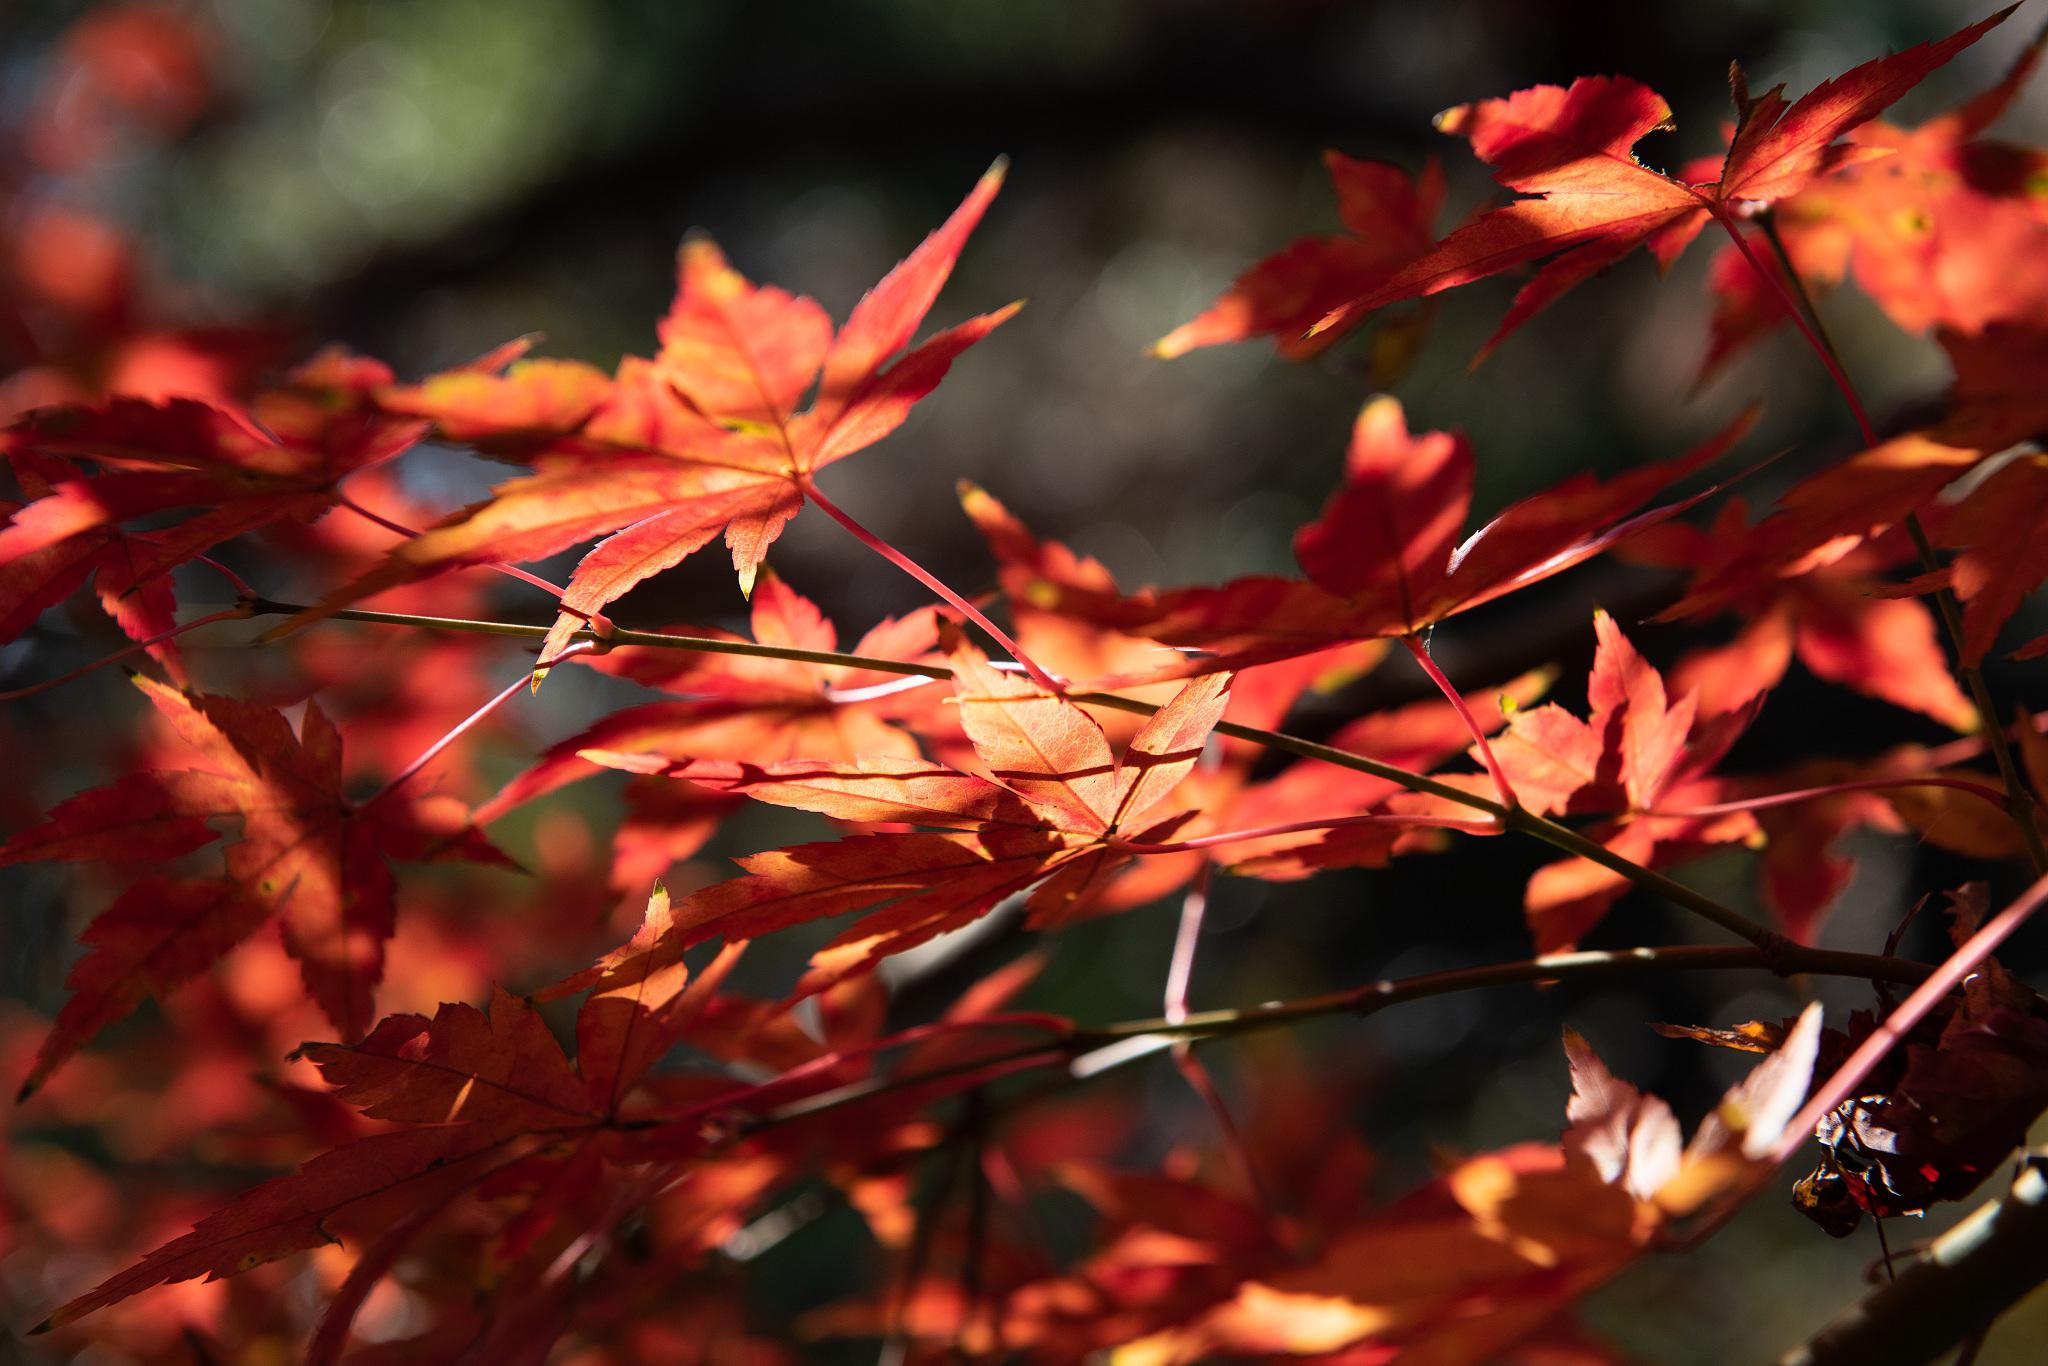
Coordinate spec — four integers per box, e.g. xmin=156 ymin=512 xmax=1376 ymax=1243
xmin=1726 ymin=60 xmax=1753 ymax=121
xmin=1432 ymin=101 xmax=1474 ymax=134
xmin=575 ymin=747 xmax=668 ymax=775
xmin=29 ymin=1316 xmax=52 ymax=1336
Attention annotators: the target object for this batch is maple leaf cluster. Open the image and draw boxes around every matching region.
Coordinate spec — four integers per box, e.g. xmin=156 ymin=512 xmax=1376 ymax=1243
xmin=5 ymin=4 xmax=2048 ymax=1362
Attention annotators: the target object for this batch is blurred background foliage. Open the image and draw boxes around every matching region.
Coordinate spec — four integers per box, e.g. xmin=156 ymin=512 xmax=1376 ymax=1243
xmin=2 ymin=0 xmax=2045 ymax=1361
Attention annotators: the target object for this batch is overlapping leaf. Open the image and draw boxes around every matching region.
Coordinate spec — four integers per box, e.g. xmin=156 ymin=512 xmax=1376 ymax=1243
xmin=1698 ymin=20 xmax=2048 ymax=378
xmin=1923 ymin=452 xmax=2048 ymax=663
xmin=477 ymin=572 xmax=942 ymax=822
xmin=0 ymin=349 xmax=428 ymax=651
xmin=1101 ymin=1010 xmax=1822 ymax=1365
xmin=34 ymin=987 xmax=608 ymax=1336
xmin=1002 ymin=396 xmax=1751 ymax=674
xmin=1306 ymin=8 xmax=2013 ymax=360
xmin=1632 ymin=500 xmax=1975 ymax=729
xmin=1490 ymin=612 xmax=1762 ymax=949
xmin=1 ymin=676 xmax=511 ymax=1095
xmin=578 ymin=643 xmax=1231 ymax=993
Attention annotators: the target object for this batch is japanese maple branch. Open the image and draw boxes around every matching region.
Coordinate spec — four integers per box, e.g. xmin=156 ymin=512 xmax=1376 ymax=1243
xmin=1778 ymin=1154 xmax=2048 ymax=1366
xmin=740 ymin=942 xmax=1937 ymax=1138
xmin=797 ymin=475 xmax=1064 ymax=694
xmin=242 ymin=597 xmax=1781 ymax=950
xmin=1767 ymin=870 xmax=2048 ymax=1173
xmin=1727 ymin=211 xmax=2046 ymax=873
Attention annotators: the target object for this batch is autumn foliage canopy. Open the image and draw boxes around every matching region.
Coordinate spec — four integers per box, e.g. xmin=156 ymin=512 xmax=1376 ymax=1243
xmin=7 ymin=4 xmax=2048 ymax=1362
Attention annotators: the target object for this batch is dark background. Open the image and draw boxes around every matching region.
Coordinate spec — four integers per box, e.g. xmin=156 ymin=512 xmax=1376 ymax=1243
xmin=4 ymin=1 xmax=2046 ymax=1360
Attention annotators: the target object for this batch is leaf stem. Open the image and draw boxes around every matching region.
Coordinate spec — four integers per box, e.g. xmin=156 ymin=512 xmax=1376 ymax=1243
xmin=1719 ymin=213 xmax=1879 ymax=448
xmin=243 ymin=597 xmax=1781 ymax=949
xmin=1404 ymin=634 xmax=1518 ymax=810
xmin=368 ymin=643 xmax=591 ymax=804
xmin=1766 ymin=870 xmax=2048 ymax=1172
xmin=1107 ymin=810 xmax=1497 ymax=855
xmin=798 ymin=475 xmax=1063 ymax=694
xmin=338 ymin=495 xmax=575 ymax=604
xmin=0 ymin=605 xmax=251 ymax=701
xmin=193 ymin=553 xmax=256 ymax=600
xmin=1163 ymin=866 xmax=1210 ymax=1028
xmin=1730 ymin=212 xmax=2046 ymax=873
xmin=1160 ymin=868 xmax=1278 ymax=1223
xmin=1646 ymin=775 xmax=2013 ymax=821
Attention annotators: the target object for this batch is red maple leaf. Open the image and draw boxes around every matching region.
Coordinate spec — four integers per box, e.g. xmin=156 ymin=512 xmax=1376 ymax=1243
xmin=477 ymin=571 xmax=944 ymax=821
xmin=1927 ymin=452 xmax=2048 ymax=663
xmin=291 ymin=165 xmax=1020 ymax=668
xmin=31 ymin=888 xmax=1067 ymax=1343
xmin=1000 ymin=396 xmax=1750 ymax=673
xmin=1 ymin=676 xmax=512 ymax=1096
xmin=1631 ymin=498 xmax=1976 ymax=730
xmin=0 ymin=349 xmax=433 ymax=639
xmin=1697 ymin=22 xmax=2048 ymax=380
xmin=1490 ymin=612 xmax=1761 ymax=949
xmin=579 ymin=643 xmax=1232 ymax=995
xmin=962 ymin=481 xmax=1543 ymax=890
xmin=1153 ymin=152 xmax=1443 ymax=360
xmin=1308 ymin=8 xmax=2014 ymax=362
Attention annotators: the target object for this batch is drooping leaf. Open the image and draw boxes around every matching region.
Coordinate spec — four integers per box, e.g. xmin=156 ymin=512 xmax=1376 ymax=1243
xmin=1930 ymin=452 xmax=2048 ymax=663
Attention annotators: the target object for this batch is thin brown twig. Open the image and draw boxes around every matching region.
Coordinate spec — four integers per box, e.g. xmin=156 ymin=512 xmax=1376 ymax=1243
xmin=241 ymin=596 xmax=1785 ymax=950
